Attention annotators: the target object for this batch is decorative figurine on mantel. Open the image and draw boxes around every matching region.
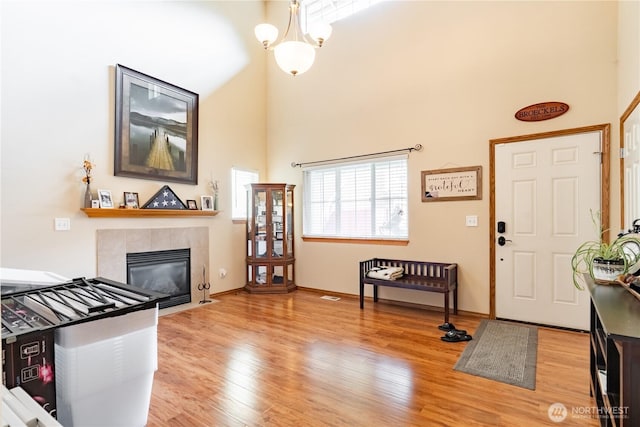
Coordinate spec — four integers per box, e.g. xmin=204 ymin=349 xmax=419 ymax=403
xmin=82 ymin=157 xmax=95 ymax=208
xmin=209 ymin=178 xmax=219 ymax=211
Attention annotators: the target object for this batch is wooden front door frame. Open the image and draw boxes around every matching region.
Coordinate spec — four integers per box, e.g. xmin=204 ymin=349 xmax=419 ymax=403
xmin=488 ymin=123 xmax=610 ymax=319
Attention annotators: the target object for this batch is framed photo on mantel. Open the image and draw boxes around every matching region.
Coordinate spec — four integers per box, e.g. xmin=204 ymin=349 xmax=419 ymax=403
xmin=114 ymin=64 xmax=199 ymax=185
xmin=97 ymin=189 xmax=114 ymax=208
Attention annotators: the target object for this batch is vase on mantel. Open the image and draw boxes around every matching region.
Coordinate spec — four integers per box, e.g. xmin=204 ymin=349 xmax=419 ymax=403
xmin=213 ymin=193 xmax=219 ymax=211
xmin=84 ymin=183 xmax=93 ymax=208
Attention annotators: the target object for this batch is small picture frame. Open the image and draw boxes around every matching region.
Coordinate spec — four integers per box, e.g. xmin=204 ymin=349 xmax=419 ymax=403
xmin=201 ymin=195 xmax=214 ymax=211
xmin=91 ymin=200 xmax=100 ymax=208
xmin=124 ymin=191 xmax=139 ymax=208
xmin=186 ymin=199 xmax=198 ymax=210
xmin=98 ymin=189 xmax=114 ymax=208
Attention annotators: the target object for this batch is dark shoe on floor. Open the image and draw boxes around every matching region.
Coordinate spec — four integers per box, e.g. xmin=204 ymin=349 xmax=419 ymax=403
xmin=441 ymin=330 xmax=473 ymax=342
xmin=438 ymin=322 xmax=456 ymax=331
xmin=438 ymin=323 xmax=466 ymax=335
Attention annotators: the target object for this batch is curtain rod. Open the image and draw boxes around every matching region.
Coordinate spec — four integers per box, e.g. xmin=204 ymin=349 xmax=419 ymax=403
xmin=291 ymin=144 xmax=423 ymax=168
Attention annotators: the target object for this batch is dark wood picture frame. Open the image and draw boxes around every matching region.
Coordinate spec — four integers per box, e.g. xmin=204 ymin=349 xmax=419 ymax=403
xmin=124 ymin=191 xmax=139 ymax=208
xmin=421 ymin=166 xmax=482 ymax=202
xmin=115 ymin=64 xmax=199 ymax=184
xmin=186 ymin=199 xmax=198 ymax=210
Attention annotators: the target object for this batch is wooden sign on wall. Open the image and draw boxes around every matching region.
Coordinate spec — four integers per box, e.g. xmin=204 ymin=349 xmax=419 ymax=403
xmin=421 ymin=166 xmax=482 ymax=202
xmin=515 ymin=102 xmax=569 ymax=122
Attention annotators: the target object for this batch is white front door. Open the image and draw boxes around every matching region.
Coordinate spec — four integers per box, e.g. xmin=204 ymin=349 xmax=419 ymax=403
xmin=494 ymin=130 xmax=602 ymax=330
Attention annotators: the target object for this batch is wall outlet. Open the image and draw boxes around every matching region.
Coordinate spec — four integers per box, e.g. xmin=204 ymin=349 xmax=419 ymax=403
xmin=465 ymin=215 xmax=478 ymax=227
xmin=219 ymin=268 xmax=227 ymax=279
xmin=54 ymin=217 xmax=71 ymax=231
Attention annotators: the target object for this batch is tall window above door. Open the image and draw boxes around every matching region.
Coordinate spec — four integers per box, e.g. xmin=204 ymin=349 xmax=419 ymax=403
xmin=232 ymin=167 xmax=259 ymax=220
xmin=301 ymin=0 xmax=386 ymax=28
xmin=302 ymin=156 xmax=408 ymax=240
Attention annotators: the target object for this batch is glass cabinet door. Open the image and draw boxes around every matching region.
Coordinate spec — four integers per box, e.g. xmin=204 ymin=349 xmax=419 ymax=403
xmin=246 ymin=185 xmax=253 ymax=257
xmin=286 ymin=187 xmax=294 ymax=257
xmin=272 ymin=189 xmax=284 ymax=258
xmin=254 ymin=189 xmax=267 ymax=258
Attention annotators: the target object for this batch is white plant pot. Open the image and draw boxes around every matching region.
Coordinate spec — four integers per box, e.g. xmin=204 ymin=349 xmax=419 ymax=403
xmin=592 ymin=258 xmax=625 ymax=284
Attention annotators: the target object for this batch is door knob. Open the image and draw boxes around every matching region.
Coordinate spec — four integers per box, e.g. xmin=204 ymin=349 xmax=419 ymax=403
xmin=497 ymin=236 xmax=512 ymax=246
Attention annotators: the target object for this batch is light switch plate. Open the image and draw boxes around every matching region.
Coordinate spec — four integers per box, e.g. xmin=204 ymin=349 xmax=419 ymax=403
xmin=465 ymin=215 xmax=478 ymax=227
xmin=54 ymin=218 xmax=71 ymax=231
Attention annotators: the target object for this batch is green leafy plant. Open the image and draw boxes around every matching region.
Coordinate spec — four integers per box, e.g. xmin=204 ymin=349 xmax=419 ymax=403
xmin=571 ymin=211 xmax=640 ymax=289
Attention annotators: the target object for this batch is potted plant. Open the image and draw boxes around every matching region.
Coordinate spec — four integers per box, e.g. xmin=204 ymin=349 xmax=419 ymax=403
xmin=571 ymin=213 xmax=640 ymax=289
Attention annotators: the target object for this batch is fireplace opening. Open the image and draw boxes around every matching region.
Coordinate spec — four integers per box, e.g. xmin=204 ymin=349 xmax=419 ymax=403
xmin=126 ymin=248 xmax=191 ymax=309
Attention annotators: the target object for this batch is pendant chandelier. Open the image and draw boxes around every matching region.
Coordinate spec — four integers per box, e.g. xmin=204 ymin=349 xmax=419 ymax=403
xmin=254 ymin=0 xmax=332 ymax=76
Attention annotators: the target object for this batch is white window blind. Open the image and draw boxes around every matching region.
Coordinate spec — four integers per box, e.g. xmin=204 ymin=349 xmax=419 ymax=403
xmin=303 ymin=156 xmax=408 ymax=239
xmin=232 ymin=168 xmax=259 ymax=220
xmin=302 ymin=0 xmax=385 ymax=27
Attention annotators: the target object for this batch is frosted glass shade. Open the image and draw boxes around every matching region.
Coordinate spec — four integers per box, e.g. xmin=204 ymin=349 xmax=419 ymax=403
xmin=254 ymin=23 xmax=278 ymax=47
xmin=308 ymin=22 xmax=332 ymax=46
xmin=274 ymin=41 xmax=316 ymax=76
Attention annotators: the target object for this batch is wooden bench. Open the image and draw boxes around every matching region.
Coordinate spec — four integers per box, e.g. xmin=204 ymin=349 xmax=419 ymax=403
xmin=359 ymin=258 xmax=458 ymax=325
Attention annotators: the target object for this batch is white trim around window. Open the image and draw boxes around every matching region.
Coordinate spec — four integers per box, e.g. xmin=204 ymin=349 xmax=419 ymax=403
xmin=302 ymin=155 xmax=408 ymax=241
xmin=231 ymin=167 xmax=259 ymax=220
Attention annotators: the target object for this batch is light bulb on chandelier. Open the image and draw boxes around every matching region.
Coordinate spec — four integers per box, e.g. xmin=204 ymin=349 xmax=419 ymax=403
xmin=254 ymin=0 xmax=332 ymax=76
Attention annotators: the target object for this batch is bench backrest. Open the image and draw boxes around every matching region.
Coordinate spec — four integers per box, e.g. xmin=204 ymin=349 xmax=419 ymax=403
xmin=360 ymin=258 xmax=456 ymax=283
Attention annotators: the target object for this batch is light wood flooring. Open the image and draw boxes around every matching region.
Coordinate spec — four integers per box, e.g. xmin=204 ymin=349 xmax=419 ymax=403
xmin=147 ymin=290 xmax=599 ymax=426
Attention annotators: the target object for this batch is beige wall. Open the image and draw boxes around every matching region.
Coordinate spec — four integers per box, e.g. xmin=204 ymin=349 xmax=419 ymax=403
xmin=619 ymin=0 xmax=640 ymax=112
xmin=265 ymin=1 xmax=619 ymax=314
xmin=1 ymin=1 xmax=634 ymax=316
xmin=0 ymin=1 xmax=267 ymax=291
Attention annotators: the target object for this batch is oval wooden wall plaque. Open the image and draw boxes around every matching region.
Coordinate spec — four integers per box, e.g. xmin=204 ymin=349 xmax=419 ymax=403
xmin=515 ymin=102 xmax=569 ymax=122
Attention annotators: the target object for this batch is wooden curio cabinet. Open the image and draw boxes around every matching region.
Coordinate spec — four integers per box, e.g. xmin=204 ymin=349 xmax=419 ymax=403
xmin=245 ymin=183 xmax=296 ymax=293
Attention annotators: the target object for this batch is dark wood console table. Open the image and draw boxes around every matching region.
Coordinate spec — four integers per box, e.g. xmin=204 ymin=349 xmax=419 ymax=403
xmin=587 ymin=278 xmax=640 ymax=426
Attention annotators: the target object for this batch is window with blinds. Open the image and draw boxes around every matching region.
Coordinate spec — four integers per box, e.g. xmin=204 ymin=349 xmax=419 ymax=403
xmin=302 ymin=0 xmax=385 ymax=27
xmin=302 ymin=156 xmax=408 ymax=240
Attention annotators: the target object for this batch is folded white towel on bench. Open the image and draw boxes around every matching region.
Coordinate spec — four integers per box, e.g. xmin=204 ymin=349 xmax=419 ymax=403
xmin=366 ymin=266 xmax=404 ymax=280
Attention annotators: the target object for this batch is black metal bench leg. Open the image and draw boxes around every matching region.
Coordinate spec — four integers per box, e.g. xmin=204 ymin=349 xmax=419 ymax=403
xmin=360 ymin=282 xmax=364 ymax=309
xmin=373 ymin=285 xmax=378 ymax=302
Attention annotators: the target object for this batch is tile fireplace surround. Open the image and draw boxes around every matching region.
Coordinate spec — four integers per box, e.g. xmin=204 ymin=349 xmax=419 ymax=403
xmin=97 ymin=227 xmax=209 ymax=310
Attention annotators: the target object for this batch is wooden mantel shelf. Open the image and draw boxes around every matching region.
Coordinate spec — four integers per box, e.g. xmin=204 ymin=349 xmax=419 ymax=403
xmin=81 ymin=208 xmax=219 ymax=218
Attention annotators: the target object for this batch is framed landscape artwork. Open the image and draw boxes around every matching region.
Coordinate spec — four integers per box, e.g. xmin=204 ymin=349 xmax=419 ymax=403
xmin=114 ymin=64 xmax=199 ymax=184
